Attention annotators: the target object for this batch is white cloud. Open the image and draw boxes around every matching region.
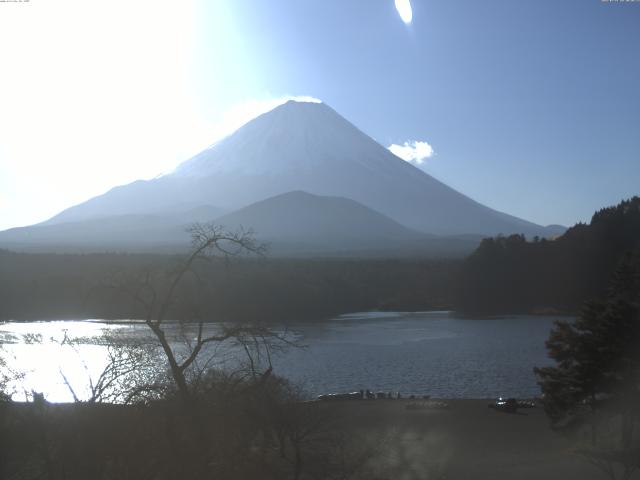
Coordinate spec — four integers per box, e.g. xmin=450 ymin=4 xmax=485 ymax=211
xmin=388 ymin=140 xmax=435 ymax=165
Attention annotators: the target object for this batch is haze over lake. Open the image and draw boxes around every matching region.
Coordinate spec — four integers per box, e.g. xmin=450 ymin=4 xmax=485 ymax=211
xmin=1 ymin=312 xmax=563 ymax=402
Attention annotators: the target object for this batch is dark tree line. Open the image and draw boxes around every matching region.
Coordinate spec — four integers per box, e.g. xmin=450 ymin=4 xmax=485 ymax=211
xmin=457 ymin=197 xmax=640 ymax=314
xmin=0 ymin=250 xmax=459 ymax=322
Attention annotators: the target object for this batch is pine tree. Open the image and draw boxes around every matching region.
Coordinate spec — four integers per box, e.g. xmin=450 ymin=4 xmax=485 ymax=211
xmin=534 ymin=251 xmax=640 ymax=478
xmin=536 ymin=252 xmax=639 ymax=420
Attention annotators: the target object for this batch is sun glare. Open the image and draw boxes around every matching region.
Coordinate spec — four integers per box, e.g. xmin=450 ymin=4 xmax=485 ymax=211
xmin=395 ymin=0 xmax=413 ymax=24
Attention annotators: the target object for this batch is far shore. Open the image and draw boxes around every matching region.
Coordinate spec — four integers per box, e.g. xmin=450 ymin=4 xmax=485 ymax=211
xmin=0 ymin=309 xmax=577 ymax=324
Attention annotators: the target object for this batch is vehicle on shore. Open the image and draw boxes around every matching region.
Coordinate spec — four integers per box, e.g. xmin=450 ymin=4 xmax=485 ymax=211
xmin=489 ymin=397 xmax=537 ymax=413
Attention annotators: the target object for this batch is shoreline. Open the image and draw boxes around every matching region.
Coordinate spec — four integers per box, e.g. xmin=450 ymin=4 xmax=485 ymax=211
xmin=323 ymin=398 xmax=601 ymax=479
xmin=0 ymin=308 xmax=577 ymax=324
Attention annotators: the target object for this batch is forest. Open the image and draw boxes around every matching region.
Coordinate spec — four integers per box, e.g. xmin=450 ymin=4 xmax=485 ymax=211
xmin=0 ymin=251 xmax=458 ymax=322
xmin=457 ymin=197 xmax=640 ymax=314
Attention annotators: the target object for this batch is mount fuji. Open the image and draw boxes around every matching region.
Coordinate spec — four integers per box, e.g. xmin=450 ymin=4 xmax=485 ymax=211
xmin=0 ymin=100 xmax=563 ymax=255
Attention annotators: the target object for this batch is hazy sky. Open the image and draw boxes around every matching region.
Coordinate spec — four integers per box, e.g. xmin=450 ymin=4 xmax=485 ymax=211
xmin=1 ymin=0 xmax=638 ymax=231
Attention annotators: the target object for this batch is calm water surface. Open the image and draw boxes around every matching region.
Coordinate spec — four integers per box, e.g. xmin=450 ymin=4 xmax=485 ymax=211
xmin=0 ymin=312 xmax=565 ymax=402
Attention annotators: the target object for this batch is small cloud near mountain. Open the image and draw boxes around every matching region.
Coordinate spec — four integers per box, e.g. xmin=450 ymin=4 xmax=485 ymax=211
xmin=388 ymin=140 xmax=434 ymax=165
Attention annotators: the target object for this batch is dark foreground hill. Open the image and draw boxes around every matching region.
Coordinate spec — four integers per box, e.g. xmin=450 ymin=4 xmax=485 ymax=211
xmin=214 ymin=191 xmax=481 ymax=257
xmin=0 ymin=191 xmax=483 ymax=258
xmin=0 ymin=399 xmax=605 ymax=480
xmin=215 ymin=191 xmax=427 ymax=254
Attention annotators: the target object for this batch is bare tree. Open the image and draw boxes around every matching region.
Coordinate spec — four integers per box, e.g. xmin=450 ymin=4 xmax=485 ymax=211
xmin=0 ymin=338 xmax=27 ymax=402
xmin=0 ymin=349 xmax=12 ymax=402
xmin=55 ymin=330 xmax=164 ymax=404
xmin=110 ymin=222 xmax=289 ymax=403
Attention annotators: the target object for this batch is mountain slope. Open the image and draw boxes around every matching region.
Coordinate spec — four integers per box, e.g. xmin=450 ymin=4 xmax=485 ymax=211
xmin=0 ymin=191 xmax=426 ymax=253
xmin=43 ymin=100 xmax=558 ymax=237
xmin=215 ymin=191 xmax=428 ymax=253
xmin=0 ymin=191 xmax=485 ymax=257
xmin=0 ymin=205 xmax=223 ymax=252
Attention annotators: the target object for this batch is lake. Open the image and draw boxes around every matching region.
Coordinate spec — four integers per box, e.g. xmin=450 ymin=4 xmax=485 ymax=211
xmin=0 ymin=312 xmax=564 ymax=402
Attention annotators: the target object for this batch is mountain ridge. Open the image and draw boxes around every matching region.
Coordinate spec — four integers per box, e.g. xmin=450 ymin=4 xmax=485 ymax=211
xmin=3 ymin=100 xmax=565 ymax=254
xmin=0 ymin=191 xmax=483 ymax=257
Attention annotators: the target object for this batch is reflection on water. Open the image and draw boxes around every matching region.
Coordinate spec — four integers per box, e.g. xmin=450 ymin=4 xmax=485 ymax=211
xmin=0 ymin=312 xmax=564 ymax=402
xmin=2 ymin=321 xmax=118 ymax=402
xmin=1 ymin=321 xmax=150 ymax=402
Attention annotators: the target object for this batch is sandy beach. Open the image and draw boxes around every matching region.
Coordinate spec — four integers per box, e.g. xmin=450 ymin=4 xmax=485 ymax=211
xmin=329 ymin=399 xmax=604 ymax=480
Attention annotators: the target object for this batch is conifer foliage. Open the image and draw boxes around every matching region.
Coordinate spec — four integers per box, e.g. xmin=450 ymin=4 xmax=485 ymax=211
xmin=535 ymin=252 xmax=640 ymax=479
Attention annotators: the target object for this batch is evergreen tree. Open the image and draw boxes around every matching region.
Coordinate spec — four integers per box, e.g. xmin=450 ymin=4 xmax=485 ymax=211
xmin=535 ymin=252 xmax=640 ymax=478
xmin=458 ymin=196 xmax=640 ymax=314
xmin=535 ymin=252 xmax=639 ymax=422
